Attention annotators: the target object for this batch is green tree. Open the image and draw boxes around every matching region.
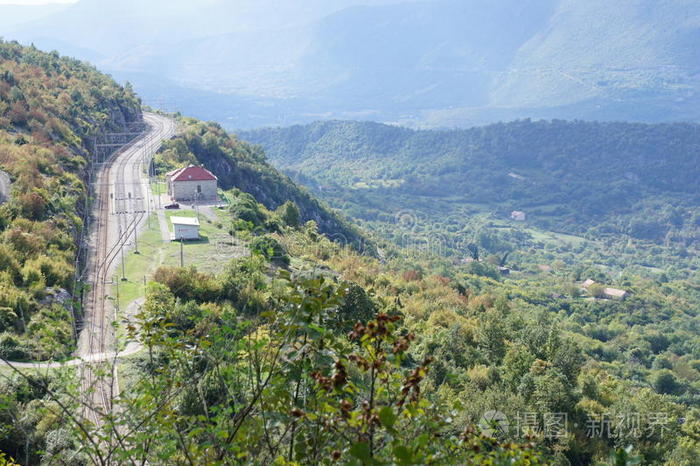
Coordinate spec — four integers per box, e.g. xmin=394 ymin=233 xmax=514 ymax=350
xmin=652 ymin=370 xmax=682 ymax=395
xmin=277 ymin=200 xmax=301 ymax=228
xmin=250 ymin=235 xmax=290 ymax=266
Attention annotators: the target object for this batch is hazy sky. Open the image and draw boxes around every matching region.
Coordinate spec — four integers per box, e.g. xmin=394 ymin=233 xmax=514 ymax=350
xmin=0 ymin=0 xmax=76 ymax=4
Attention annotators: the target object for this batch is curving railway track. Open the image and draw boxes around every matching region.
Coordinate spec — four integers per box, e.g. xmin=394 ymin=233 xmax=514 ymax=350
xmin=79 ymin=113 xmax=176 ymax=426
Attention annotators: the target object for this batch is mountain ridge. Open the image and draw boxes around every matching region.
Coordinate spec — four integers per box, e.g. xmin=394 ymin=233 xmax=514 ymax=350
xmin=240 ymin=118 xmax=700 ymax=243
xmin=5 ymin=0 xmax=700 ymax=128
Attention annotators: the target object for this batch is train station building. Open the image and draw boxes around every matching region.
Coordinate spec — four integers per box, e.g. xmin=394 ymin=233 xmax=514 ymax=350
xmin=166 ymin=165 xmax=218 ymax=201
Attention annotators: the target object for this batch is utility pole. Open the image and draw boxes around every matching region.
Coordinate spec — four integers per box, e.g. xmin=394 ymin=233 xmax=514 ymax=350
xmin=146 ymin=174 xmax=151 ymax=230
xmin=180 ymin=239 xmax=184 ymax=267
xmin=134 ymin=227 xmax=139 ymax=254
xmin=121 ymin=243 xmax=127 ymax=281
xmin=114 ymin=275 xmax=120 ymax=316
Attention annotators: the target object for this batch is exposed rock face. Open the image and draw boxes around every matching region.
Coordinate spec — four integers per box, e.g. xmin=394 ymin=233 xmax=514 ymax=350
xmin=39 ymin=288 xmax=72 ymax=309
xmin=0 ymin=170 xmax=10 ymax=205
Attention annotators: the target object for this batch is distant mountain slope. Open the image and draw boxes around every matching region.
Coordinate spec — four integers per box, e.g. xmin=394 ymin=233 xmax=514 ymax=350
xmin=150 ymin=0 xmax=555 ymax=102
xmin=0 ymin=3 xmax=68 ymax=31
xmin=7 ymin=0 xmax=407 ymax=66
xmin=491 ymin=0 xmax=700 ymax=108
xmin=293 ymin=0 xmax=557 ymax=108
xmin=241 ymin=119 xmax=700 ymax=242
xmin=5 ymin=0 xmax=700 ymax=128
xmin=0 ymin=40 xmax=141 ymax=360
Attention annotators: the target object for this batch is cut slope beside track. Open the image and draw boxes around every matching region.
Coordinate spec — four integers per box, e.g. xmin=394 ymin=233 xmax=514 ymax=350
xmin=77 ymin=112 xmax=176 ymax=425
xmin=1 ymin=114 xmax=175 ymax=376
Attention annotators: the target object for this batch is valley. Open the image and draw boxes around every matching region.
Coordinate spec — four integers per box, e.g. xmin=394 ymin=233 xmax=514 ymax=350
xmin=242 ymin=119 xmax=700 ymax=270
xmin=0 ymin=3 xmax=699 ymax=461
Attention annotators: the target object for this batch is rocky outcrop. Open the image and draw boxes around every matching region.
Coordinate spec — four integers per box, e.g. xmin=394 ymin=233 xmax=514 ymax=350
xmin=0 ymin=170 xmax=10 ymax=205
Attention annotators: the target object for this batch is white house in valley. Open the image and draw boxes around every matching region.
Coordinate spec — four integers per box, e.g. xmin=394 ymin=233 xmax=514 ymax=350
xmin=166 ymin=165 xmax=218 ymax=202
xmin=510 ymin=210 xmax=526 ymax=221
xmin=581 ymin=279 xmax=628 ymax=300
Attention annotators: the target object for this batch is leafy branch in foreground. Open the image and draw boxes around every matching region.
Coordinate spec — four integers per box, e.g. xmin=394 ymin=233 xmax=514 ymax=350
xmin=36 ymin=271 xmax=544 ymax=464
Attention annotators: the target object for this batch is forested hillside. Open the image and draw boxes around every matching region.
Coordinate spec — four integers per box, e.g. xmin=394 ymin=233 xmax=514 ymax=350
xmin=154 ymin=117 xmax=365 ymax=248
xmin=241 ymin=119 xmax=700 ymax=244
xmin=8 ymin=180 xmax=699 ymax=464
xmin=0 ymin=40 xmax=141 ymax=360
xmin=235 ymin=118 xmax=700 ymax=465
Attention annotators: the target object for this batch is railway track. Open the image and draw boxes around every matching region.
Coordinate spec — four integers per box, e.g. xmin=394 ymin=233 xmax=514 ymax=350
xmin=79 ymin=113 xmax=176 ymax=428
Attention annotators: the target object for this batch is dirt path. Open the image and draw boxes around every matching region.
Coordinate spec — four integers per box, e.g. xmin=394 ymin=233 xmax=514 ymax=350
xmin=157 ymin=208 xmax=171 ymax=241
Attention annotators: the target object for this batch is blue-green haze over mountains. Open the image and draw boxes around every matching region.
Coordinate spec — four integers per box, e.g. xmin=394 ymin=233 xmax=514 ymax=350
xmin=3 ymin=0 xmax=700 ymax=128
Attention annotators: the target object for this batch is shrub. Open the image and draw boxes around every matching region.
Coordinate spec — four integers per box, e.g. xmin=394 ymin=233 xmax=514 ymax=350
xmin=153 ymin=266 xmax=221 ymax=303
xmin=0 ymin=307 xmax=17 ymax=332
xmin=231 ymin=219 xmax=254 ymax=232
xmin=250 ymin=235 xmax=289 ymax=266
xmin=402 ymin=269 xmax=422 ymax=282
xmin=652 ymin=370 xmax=682 ymax=395
xmin=230 ymin=192 xmax=265 ymax=226
xmin=467 ymin=364 xmax=492 ymax=390
xmin=652 ymin=355 xmax=673 ymax=370
xmin=0 ymin=244 xmax=20 ymax=281
xmin=23 ymin=255 xmax=73 ymax=289
xmin=276 ymin=201 xmax=301 ymax=228
xmin=0 ymin=284 xmax=31 ymax=321
xmin=17 ymin=191 xmax=47 ymax=220
xmin=464 ymin=261 xmax=500 ymax=280
xmin=217 ymin=256 xmax=268 ymax=314
xmin=645 ymin=332 xmax=671 ymax=354
xmin=0 ymin=332 xmax=27 ymax=360
xmin=334 ymin=283 xmax=376 ymax=332
xmin=21 ymin=261 xmax=44 ymax=288
xmin=4 ymin=227 xmax=42 ymax=259
xmin=25 ymin=304 xmax=74 ymax=360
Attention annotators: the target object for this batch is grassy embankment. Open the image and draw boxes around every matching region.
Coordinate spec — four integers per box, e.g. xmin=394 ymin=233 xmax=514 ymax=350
xmin=114 ymin=206 xmax=248 ymax=312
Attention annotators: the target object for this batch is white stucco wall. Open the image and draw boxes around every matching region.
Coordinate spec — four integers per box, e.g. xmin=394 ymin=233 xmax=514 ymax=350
xmin=169 ymin=179 xmax=217 ymax=201
xmin=173 ymin=223 xmax=200 ymax=240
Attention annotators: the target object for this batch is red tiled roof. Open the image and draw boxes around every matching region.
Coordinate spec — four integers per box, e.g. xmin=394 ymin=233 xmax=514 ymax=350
xmin=170 ymin=165 xmax=217 ymax=182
